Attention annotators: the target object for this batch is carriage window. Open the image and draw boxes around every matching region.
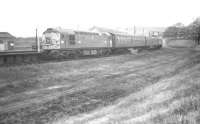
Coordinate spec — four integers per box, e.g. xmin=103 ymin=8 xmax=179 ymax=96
xmin=0 ymin=40 xmax=3 ymax=44
xmin=69 ymin=35 xmax=75 ymax=45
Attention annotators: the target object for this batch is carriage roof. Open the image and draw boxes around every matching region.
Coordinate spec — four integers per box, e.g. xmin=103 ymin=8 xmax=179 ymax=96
xmin=44 ymin=28 xmax=111 ymax=36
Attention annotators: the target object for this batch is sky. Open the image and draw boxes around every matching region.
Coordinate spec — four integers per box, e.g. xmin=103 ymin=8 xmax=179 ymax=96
xmin=0 ymin=0 xmax=200 ymax=37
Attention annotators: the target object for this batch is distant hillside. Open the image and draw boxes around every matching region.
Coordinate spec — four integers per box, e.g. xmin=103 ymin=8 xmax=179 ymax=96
xmin=15 ymin=37 xmax=39 ymax=50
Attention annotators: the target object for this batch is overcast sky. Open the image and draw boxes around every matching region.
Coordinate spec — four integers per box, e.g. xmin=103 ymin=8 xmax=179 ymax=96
xmin=0 ymin=0 xmax=199 ymax=37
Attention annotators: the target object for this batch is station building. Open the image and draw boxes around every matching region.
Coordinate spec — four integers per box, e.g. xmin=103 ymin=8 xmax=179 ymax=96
xmin=0 ymin=32 xmax=15 ymax=51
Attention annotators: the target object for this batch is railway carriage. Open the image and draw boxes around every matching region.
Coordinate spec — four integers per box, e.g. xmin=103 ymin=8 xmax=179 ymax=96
xmin=112 ymin=34 xmax=146 ymax=48
xmin=145 ymin=37 xmax=162 ymax=48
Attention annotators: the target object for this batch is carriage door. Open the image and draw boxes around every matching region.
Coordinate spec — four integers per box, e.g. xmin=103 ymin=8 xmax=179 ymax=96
xmin=69 ymin=35 xmax=76 ymax=47
xmin=60 ymin=34 xmax=67 ymax=49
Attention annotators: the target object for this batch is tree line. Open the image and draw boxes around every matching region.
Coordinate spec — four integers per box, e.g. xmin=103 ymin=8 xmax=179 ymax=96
xmin=163 ymin=17 xmax=200 ymax=45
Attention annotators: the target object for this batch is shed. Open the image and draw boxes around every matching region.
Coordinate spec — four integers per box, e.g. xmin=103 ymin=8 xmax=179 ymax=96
xmin=0 ymin=32 xmax=16 ymax=51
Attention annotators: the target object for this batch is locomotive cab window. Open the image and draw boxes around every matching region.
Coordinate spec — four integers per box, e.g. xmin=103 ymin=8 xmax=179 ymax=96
xmin=69 ymin=35 xmax=75 ymax=45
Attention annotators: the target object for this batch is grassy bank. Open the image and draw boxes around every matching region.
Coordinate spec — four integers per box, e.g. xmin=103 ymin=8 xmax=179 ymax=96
xmin=0 ymin=48 xmax=200 ymax=124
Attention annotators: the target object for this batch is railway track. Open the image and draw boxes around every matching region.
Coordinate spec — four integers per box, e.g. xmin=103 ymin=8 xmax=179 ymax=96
xmin=0 ymin=49 xmax=127 ymax=66
xmin=0 ymin=47 xmax=161 ymax=66
xmin=0 ymin=50 xmax=126 ymax=66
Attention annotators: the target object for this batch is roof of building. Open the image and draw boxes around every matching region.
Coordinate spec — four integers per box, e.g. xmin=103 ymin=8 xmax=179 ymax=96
xmin=89 ymin=26 xmax=128 ymax=35
xmin=0 ymin=32 xmax=16 ymax=39
xmin=44 ymin=28 xmax=105 ymax=35
xmin=44 ymin=28 xmax=74 ymax=34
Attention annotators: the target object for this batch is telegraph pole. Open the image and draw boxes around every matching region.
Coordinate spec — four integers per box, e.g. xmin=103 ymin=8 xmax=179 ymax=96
xmin=142 ymin=28 xmax=144 ymax=36
xmin=36 ymin=28 xmax=40 ymax=52
xmin=35 ymin=29 xmax=38 ymax=51
xmin=134 ymin=26 xmax=136 ymax=39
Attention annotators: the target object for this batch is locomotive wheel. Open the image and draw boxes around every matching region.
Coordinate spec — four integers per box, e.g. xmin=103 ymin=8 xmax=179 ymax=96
xmin=69 ymin=51 xmax=80 ymax=59
xmin=97 ymin=49 xmax=104 ymax=57
xmin=104 ymin=49 xmax=111 ymax=56
xmin=49 ymin=50 xmax=62 ymax=59
xmin=68 ymin=53 xmax=77 ymax=59
xmin=61 ymin=51 xmax=70 ymax=59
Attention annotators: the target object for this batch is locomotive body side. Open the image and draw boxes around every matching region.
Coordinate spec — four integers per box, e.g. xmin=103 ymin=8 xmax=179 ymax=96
xmin=42 ymin=28 xmax=112 ymax=50
xmin=61 ymin=31 xmax=112 ymax=49
xmin=42 ymin=28 xmax=113 ymax=57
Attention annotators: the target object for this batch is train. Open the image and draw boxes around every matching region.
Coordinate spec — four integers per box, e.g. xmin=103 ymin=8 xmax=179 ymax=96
xmin=41 ymin=28 xmax=162 ymax=58
xmin=0 ymin=27 xmax=162 ymax=65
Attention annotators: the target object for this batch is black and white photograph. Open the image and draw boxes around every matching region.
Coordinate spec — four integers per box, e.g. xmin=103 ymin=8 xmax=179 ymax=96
xmin=0 ymin=0 xmax=200 ymax=123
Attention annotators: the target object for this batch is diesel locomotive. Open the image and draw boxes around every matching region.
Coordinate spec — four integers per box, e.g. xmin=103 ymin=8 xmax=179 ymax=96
xmin=41 ymin=28 xmax=162 ymax=58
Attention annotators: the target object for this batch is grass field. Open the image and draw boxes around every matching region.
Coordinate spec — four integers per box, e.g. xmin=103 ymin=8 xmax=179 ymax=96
xmin=0 ymin=48 xmax=200 ymax=124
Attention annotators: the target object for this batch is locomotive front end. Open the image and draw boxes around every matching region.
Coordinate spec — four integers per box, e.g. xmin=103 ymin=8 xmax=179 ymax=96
xmin=42 ymin=29 xmax=61 ymax=50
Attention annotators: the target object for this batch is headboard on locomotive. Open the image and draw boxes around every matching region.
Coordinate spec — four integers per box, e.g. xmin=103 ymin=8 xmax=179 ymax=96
xmin=0 ymin=32 xmax=15 ymax=51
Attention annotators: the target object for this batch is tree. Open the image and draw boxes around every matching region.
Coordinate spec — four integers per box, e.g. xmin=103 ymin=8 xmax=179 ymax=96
xmin=163 ymin=18 xmax=200 ymax=45
xmin=173 ymin=22 xmax=185 ymax=28
xmin=188 ymin=17 xmax=200 ymax=44
xmin=163 ymin=22 xmax=186 ymax=39
xmin=163 ymin=26 xmax=179 ymax=38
